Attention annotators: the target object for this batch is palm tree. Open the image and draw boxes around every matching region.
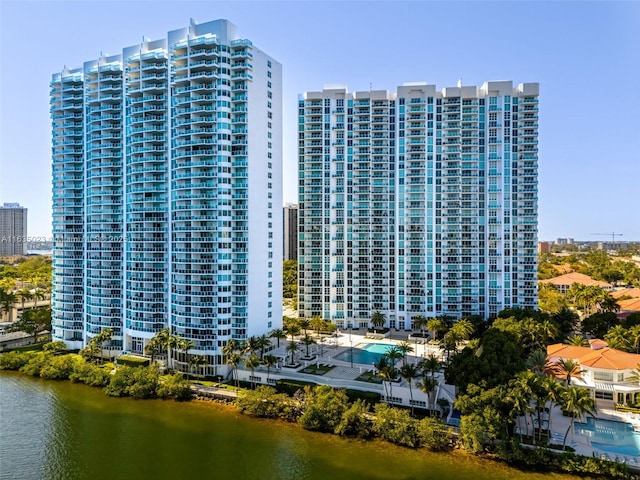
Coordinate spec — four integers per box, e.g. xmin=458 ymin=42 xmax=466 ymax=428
xmin=310 ymin=316 xmax=324 ymax=337
xmin=144 ymin=337 xmax=162 ymax=365
xmin=18 ymin=287 xmax=32 ymax=312
xmin=243 ymin=336 xmax=260 ymax=356
xmin=0 ymin=289 xmax=16 ymax=322
xmin=222 ymin=338 xmax=240 ymax=358
xmin=32 ymin=288 xmax=46 ymax=308
xmin=226 ymin=352 xmax=242 ymax=388
xmin=384 ymin=345 xmax=403 ymax=366
xmin=599 ymin=294 xmax=620 ymax=314
xmin=298 ymin=318 xmax=311 ymax=336
xmin=93 ymin=327 xmax=114 ymax=362
xmin=604 ymin=325 xmax=631 ymax=352
xmin=440 ymin=331 xmax=459 ymax=362
xmin=262 ymin=354 xmax=277 ymax=383
xmin=156 ymin=328 xmax=179 ymax=370
xmin=416 ymin=375 xmax=438 ymax=416
xmin=373 ymin=356 xmax=390 ymax=399
xmin=412 ymin=314 xmax=427 ymax=339
xmin=370 ymin=311 xmax=386 ymax=332
xmin=526 ymin=350 xmax=550 ymax=376
xmin=285 ymin=340 xmax=299 ymax=365
xmin=566 ymin=335 xmax=589 ymax=347
xmin=269 ymin=328 xmax=286 ymax=348
xmin=420 ymin=354 xmax=440 ymax=382
xmin=511 ymin=371 xmax=541 ymax=443
xmin=561 ymin=386 xmax=596 ymax=450
xmin=542 ymin=374 xmax=564 ymax=444
xmin=256 ymin=334 xmax=271 ymax=360
xmin=397 ymin=341 xmax=414 ymax=365
xmin=285 ymin=322 xmax=300 ymax=342
xmin=301 ymin=333 xmax=316 ymax=357
xmin=244 ymin=354 xmax=261 ymax=389
xmin=628 ymin=325 xmax=640 ymax=354
xmin=554 ymin=358 xmax=583 ymax=386
xmin=506 ymin=385 xmax=533 ymax=442
xmin=427 ymin=318 xmax=444 ymax=341
xmin=80 ymin=342 xmax=101 ymax=364
xmin=450 ymin=319 xmax=474 ymax=342
xmin=539 ymin=319 xmax=559 ymax=346
xmin=399 ymin=363 xmax=420 ymax=415
xmin=378 ymin=363 xmax=398 ymax=405
xmin=189 ymin=354 xmax=207 ymax=380
xmin=177 ymin=338 xmax=195 ymax=373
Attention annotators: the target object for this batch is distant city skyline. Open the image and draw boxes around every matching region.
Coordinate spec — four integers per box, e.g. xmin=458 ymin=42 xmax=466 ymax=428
xmin=1 ymin=1 xmax=639 ymax=239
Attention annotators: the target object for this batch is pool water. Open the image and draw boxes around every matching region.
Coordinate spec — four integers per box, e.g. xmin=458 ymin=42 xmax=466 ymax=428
xmin=575 ymin=417 xmax=640 ymax=457
xmin=334 ymin=343 xmax=396 ymax=365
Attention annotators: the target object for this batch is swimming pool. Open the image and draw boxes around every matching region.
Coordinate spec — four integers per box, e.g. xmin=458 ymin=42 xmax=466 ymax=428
xmin=575 ymin=417 xmax=640 ymax=457
xmin=334 ymin=343 xmax=396 ymax=365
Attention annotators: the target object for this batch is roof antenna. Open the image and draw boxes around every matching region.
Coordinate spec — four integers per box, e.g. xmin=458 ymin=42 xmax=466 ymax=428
xmin=457 ymin=78 xmax=462 ymax=88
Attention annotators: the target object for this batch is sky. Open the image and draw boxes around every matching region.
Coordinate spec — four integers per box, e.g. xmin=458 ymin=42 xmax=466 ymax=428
xmin=0 ymin=0 xmax=639 ymax=241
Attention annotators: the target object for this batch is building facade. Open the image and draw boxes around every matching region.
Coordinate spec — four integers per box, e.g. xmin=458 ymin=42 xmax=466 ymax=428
xmin=50 ymin=19 xmax=282 ymax=371
xmin=298 ymin=82 xmax=538 ymax=329
xmin=283 ymin=203 xmax=298 ymax=261
xmin=0 ymin=203 xmax=28 ymax=256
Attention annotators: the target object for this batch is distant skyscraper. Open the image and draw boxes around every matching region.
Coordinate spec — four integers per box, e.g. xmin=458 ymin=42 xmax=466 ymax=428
xmin=50 ymin=19 xmax=282 ymax=372
xmin=298 ymin=81 xmax=538 ymax=328
xmin=283 ymin=203 xmax=298 ymax=261
xmin=0 ymin=203 xmax=27 ymax=256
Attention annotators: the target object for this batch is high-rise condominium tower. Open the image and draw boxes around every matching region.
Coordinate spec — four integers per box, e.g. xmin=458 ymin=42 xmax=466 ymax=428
xmin=0 ymin=203 xmax=28 ymax=256
xmin=298 ymin=82 xmax=538 ymax=329
xmin=50 ymin=19 xmax=282 ymax=371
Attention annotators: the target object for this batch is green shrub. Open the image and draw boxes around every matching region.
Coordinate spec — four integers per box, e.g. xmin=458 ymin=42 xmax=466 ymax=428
xmin=157 ymin=373 xmax=193 ymax=401
xmin=298 ymin=385 xmax=348 ymax=432
xmin=372 ymin=403 xmax=421 ymax=448
xmin=69 ymin=361 xmax=111 ymax=387
xmin=126 ymin=366 xmax=159 ymax=399
xmin=42 ymin=341 xmax=68 ymax=354
xmin=117 ymin=355 xmax=150 ymax=367
xmin=19 ymin=352 xmax=52 ymax=377
xmin=275 ymin=379 xmax=317 ymax=396
xmin=105 ymin=366 xmax=135 ymax=397
xmin=418 ymin=417 xmax=453 ymax=451
xmin=334 ymin=399 xmax=372 ymax=438
xmin=236 ymin=386 xmax=299 ymax=421
xmin=39 ymin=354 xmax=77 ymax=380
xmin=0 ymin=351 xmax=35 ymax=370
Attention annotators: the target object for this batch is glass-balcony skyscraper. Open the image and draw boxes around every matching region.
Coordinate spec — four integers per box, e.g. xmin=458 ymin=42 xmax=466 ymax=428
xmin=50 ymin=19 xmax=282 ymax=372
xmin=298 ymin=81 xmax=538 ymax=329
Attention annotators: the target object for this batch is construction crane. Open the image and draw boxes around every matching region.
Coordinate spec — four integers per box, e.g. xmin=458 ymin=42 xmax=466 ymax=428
xmin=590 ymin=232 xmax=624 ymax=246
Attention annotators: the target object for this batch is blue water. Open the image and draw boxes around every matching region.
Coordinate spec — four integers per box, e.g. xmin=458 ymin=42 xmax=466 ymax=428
xmin=334 ymin=343 xmax=396 ymax=365
xmin=575 ymin=417 xmax=640 ymax=457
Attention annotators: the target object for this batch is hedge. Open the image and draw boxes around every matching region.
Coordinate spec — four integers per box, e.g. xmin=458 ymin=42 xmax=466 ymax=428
xmin=117 ymin=355 xmax=150 ymax=367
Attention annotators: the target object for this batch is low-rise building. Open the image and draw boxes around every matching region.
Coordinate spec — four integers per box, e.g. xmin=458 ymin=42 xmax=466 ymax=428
xmin=539 ymin=272 xmax=613 ymax=294
xmin=547 ymin=343 xmax=640 ymax=409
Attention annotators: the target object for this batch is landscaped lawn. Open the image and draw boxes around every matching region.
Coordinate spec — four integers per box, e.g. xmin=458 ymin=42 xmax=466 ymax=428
xmin=300 ymin=364 xmax=335 ymax=376
xmin=355 ymin=370 xmax=383 ymax=384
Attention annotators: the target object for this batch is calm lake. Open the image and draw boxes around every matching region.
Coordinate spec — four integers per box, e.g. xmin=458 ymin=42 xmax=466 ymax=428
xmin=0 ymin=372 xmax=584 ymax=480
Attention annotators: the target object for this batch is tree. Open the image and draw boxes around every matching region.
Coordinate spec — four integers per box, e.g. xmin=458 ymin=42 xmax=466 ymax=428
xmin=222 ymin=338 xmax=240 ymax=358
xmin=397 ymin=341 xmax=414 ymax=365
xmin=144 ymin=337 xmax=162 ymax=365
xmin=581 ymin=312 xmax=617 ymax=338
xmin=553 ymin=358 xmax=583 ymax=386
xmin=298 ymin=318 xmax=311 ymax=336
xmin=269 ymin=329 xmax=286 ymax=348
xmin=262 ymin=354 xmax=277 ymax=383
xmin=226 ymin=352 xmax=242 ymax=388
xmin=370 ymin=311 xmax=386 ymax=332
xmin=412 ymin=314 xmax=428 ymax=339
xmin=384 ymin=345 xmax=403 ymax=366
xmin=17 ymin=287 xmax=32 ymax=311
xmin=284 ymin=319 xmax=300 ymax=341
xmin=282 ymin=259 xmax=298 ymax=298
xmin=188 ymin=354 xmax=206 ymax=380
xmin=604 ymin=325 xmax=631 ymax=352
xmin=538 ymin=283 xmax=567 ymax=313
xmin=399 ymin=363 xmax=420 ymax=415
xmin=155 ymin=328 xmax=179 ymax=370
xmin=256 ymin=334 xmax=271 ymax=360
xmin=552 ymin=307 xmax=579 ymax=339
xmin=244 ymin=354 xmax=261 ymax=389
xmin=417 ymin=375 xmax=438 ymax=416
xmin=301 ymin=333 xmax=316 ymax=357
xmin=0 ymin=288 xmax=17 ymax=322
xmin=92 ymin=327 xmax=114 ymax=362
xmin=628 ymin=325 xmax=640 ymax=354
xmin=566 ymin=335 xmax=589 ymax=347
xmin=378 ymin=362 xmax=398 ymax=405
xmin=32 ymin=288 xmax=46 ymax=308
xmin=285 ymin=340 xmax=299 ymax=365
xmin=526 ymin=350 xmax=550 ymax=376
xmin=450 ymin=319 xmax=474 ymax=342
xmin=420 ymin=354 xmax=440 ymax=382
xmin=560 ymin=386 xmax=596 ymax=450
xmin=310 ymin=316 xmax=325 ymax=336
xmin=177 ymin=338 xmax=195 ymax=373
xmin=243 ymin=336 xmax=260 ymax=357
xmin=542 ymin=374 xmax=564 ymax=443
xmin=506 ymin=384 xmax=533 ymax=442
xmin=10 ymin=306 xmax=51 ymax=343
xmin=427 ymin=318 xmax=445 ymax=341
xmin=510 ymin=371 xmax=541 ymax=444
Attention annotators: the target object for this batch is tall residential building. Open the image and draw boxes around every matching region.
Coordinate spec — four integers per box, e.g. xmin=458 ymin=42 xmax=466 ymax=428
xmin=298 ymin=81 xmax=538 ymax=329
xmin=283 ymin=203 xmax=298 ymax=261
xmin=50 ymin=19 xmax=282 ymax=372
xmin=0 ymin=203 xmax=28 ymax=256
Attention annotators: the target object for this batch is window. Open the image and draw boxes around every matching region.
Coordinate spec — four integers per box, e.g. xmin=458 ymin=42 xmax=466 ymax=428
xmin=595 ymin=391 xmax=614 ymax=400
xmin=268 ymin=112 xmax=272 ymax=119
xmin=267 ymin=71 xmax=271 ymax=78
xmin=594 ymin=371 xmax=613 ymax=382
xmin=267 ymin=81 xmax=272 ymax=88
xmin=268 ymin=91 xmax=272 ymax=99
xmin=268 ymin=152 xmax=272 ymax=159
xmin=267 ymin=60 xmax=272 ymax=68
xmin=268 ymin=122 xmax=272 ymax=129
xmin=268 ymin=101 xmax=272 ymax=109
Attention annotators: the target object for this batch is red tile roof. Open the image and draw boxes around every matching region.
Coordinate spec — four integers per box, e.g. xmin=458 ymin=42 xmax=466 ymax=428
xmin=539 ymin=272 xmax=612 ymax=288
xmin=547 ymin=343 xmax=640 ymax=371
